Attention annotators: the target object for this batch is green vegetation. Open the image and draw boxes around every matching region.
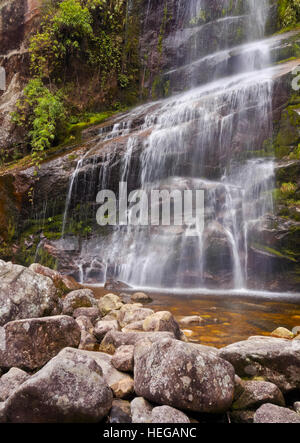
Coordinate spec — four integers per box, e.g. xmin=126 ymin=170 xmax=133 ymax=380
xmin=278 ymin=0 xmax=300 ymax=28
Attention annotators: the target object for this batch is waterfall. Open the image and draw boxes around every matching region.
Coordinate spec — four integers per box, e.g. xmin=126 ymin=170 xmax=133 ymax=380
xmin=60 ymin=0 xmax=281 ymax=290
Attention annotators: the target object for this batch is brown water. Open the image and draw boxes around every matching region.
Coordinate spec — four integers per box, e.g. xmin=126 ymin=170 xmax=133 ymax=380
xmin=91 ymin=287 xmax=300 ymax=348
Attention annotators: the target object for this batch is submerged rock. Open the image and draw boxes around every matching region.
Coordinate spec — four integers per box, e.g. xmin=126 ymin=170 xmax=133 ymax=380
xmin=180 ymin=316 xmax=204 ymax=326
xmin=2 ymin=347 xmax=113 ymax=423
xmin=134 ymin=337 xmax=235 ymax=413
xmin=219 ymin=336 xmax=300 ymax=392
xmin=254 ymin=403 xmax=300 ymax=423
xmin=131 ymin=292 xmax=152 ymax=304
xmin=0 ymin=261 xmax=61 ymax=326
xmin=0 ymin=316 xmax=81 ymax=370
xmin=0 ymin=368 xmax=30 ymax=401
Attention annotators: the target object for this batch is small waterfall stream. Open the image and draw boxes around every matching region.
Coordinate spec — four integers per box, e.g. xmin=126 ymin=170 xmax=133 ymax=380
xmin=60 ymin=0 xmax=284 ymax=290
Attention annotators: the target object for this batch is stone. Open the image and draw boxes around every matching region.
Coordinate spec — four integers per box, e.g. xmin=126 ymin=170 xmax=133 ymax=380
xmin=108 ymin=399 xmax=132 ymax=423
xmin=219 ymin=336 xmax=300 ymax=392
xmin=271 ymin=327 xmax=294 ymax=339
xmin=62 ymin=289 xmax=97 ymax=316
xmin=0 ymin=316 xmax=81 ymax=370
xmin=151 ymin=406 xmax=190 ymax=423
xmin=230 ymin=410 xmax=255 ymax=423
xmin=101 ymin=331 xmax=175 ymax=351
xmin=29 ymin=263 xmax=81 ymax=292
xmin=0 ymin=368 xmax=30 ymax=401
xmin=131 ymin=292 xmax=152 ymax=304
xmin=111 ymin=378 xmax=134 ymax=399
xmin=134 ymin=337 xmax=235 ymax=413
xmin=118 ymin=305 xmax=154 ymax=328
xmin=0 ymin=402 xmax=6 ymax=423
xmin=0 ymin=261 xmax=61 ymax=326
xmin=232 ymin=381 xmax=285 ymax=410
xmin=122 ymin=321 xmax=144 ymax=332
xmin=2 ymin=347 xmax=113 ymax=423
xmin=294 ymin=401 xmax=300 ymax=413
xmin=254 ymin=403 xmax=300 ymax=424
xmin=179 ymin=316 xmax=204 ymax=326
xmin=75 ymin=316 xmax=98 ymax=351
xmin=98 ymin=294 xmax=123 ymax=316
xmin=72 ymin=307 xmax=100 ymax=324
xmin=94 ymin=320 xmax=119 ymax=341
xmin=111 ymin=345 xmax=134 ymax=372
xmin=142 ymin=311 xmax=182 ymax=339
xmin=131 ymin=397 xmax=153 ymax=423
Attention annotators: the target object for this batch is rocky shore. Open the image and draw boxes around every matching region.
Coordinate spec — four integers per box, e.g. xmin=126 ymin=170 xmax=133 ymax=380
xmin=0 ymin=259 xmax=299 ymax=424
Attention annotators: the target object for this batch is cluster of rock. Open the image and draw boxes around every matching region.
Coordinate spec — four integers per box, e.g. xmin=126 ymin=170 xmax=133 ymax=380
xmin=0 ymin=260 xmax=299 ymax=423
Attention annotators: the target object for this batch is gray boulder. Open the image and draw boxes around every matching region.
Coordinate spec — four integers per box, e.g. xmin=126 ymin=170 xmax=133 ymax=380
xmin=111 ymin=345 xmax=134 ymax=372
xmin=232 ymin=380 xmax=285 ymax=410
xmin=62 ymin=289 xmax=97 ymax=316
xmin=134 ymin=337 xmax=235 ymax=413
xmin=0 ymin=368 xmax=30 ymax=401
xmin=131 ymin=397 xmax=153 ymax=423
xmin=2 ymin=347 xmax=113 ymax=423
xmin=0 ymin=261 xmax=61 ymax=326
xmin=142 ymin=311 xmax=182 ymax=339
xmin=101 ymin=330 xmax=175 ymax=351
xmin=0 ymin=316 xmax=81 ymax=370
xmin=151 ymin=406 xmax=190 ymax=423
xmin=94 ymin=320 xmax=119 ymax=341
xmin=254 ymin=403 xmax=300 ymax=423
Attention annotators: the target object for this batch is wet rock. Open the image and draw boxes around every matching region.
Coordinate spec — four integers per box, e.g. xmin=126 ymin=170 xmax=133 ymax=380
xmin=180 ymin=316 xmax=204 ymax=326
xmin=111 ymin=378 xmax=134 ymax=399
xmin=271 ymin=327 xmax=294 ymax=339
xmin=232 ymin=381 xmax=285 ymax=410
xmin=151 ymin=406 xmax=190 ymax=423
xmin=72 ymin=307 xmax=100 ymax=324
xmin=101 ymin=331 xmax=175 ymax=351
xmin=131 ymin=292 xmax=152 ymax=304
xmin=29 ymin=263 xmax=81 ymax=292
xmin=0 ymin=316 xmax=81 ymax=370
xmin=75 ymin=316 xmax=98 ymax=351
xmin=142 ymin=311 xmax=182 ymax=339
xmin=0 ymin=368 xmax=30 ymax=401
xmin=230 ymin=410 xmax=255 ymax=423
xmin=94 ymin=320 xmax=119 ymax=341
xmin=131 ymin=397 xmax=153 ymax=423
xmin=98 ymin=294 xmax=123 ymax=316
xmin=118 ymin=305 xmax=154 ymax=328
xmin=62 ymin=289 xmax=97 ymax=316
xmin=108 ymin=399 xmax=132 ymax=423
xmin=254 ymin=403 xmax=300 ymax=423
xmin=2 ymin=347 xmax=113 ymax=423
xmin=134 ymin=337 xmax=235 ymax=413
xmin=111 ymin=345 xmax=134 ymax=372
xmin=219 ymin=336 xmax=300 ymax=392
xmin=0 ymin=261 xmax=62 ymax=326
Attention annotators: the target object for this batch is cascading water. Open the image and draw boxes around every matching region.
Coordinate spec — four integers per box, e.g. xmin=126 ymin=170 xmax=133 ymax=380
xmin=60 ymin=0 xmax=289 ymax=291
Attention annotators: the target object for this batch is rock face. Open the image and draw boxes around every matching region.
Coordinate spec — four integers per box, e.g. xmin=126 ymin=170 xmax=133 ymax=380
xmin=0 ymin=368 xmax=30 ymax=401
xmin=232 ymin=381 xmax=285 ymax=410
xmin=134 ymin=337 xmax=235 ymax=413
xmin=0 ymin=316 xmax=81 ymax=370
xmin=254 ymin=403 xmax=300 ymax=424
xmin=2 ymin=347 xmax=113 ymax=423
xmin=0 ymin=261 xmax=61 ymax=326
xmin=62 ymin=289 xmax=97 ymax=316
xmin=219 ymin=337 xmax=300 ymax=392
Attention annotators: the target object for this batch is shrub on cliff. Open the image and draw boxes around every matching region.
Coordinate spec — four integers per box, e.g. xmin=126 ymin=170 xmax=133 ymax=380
xmin=278 ymin=0 xmax=300 ymax=28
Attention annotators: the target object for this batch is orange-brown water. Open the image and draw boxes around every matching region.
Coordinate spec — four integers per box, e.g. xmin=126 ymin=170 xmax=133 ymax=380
xmin=91 ymin=287 xmax=300 ymax=348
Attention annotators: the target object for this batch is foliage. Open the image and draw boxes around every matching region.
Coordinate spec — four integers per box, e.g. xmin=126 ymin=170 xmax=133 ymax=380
xmin=278 ymin=0 xmax=300 ymax=28
xmin=280 ymin=182 xmax=297 ymax=197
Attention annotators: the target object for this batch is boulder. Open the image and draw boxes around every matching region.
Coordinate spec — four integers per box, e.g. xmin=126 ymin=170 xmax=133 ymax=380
xmin=131 ymin=292 xmax=152 ymax=304
xmin=122 ymin=321 xmax=144 ymax=332
xmin=131 ymin=397 xmax=153 ymax=423
xmin=118 ymin=305 xmax=154 ymax=328
xmin=219 ymin=336 xmax=300 ymax=392
xmin=111 ymin=345 xmax=134 ymax=372
xmin=294 ymin=401 xmax=300 ymax=413
xmin=94 ymin=320 xmax=119 ymax=341
xmin=134 ymin=338 xmax=235 ymax=413
xmin=254 ymin=403 xmax=300 ymax=423
xmin=101 ymin=331 xmax=175 ymax=351
xmin=0 ymin=368 xmax=30 ymax=401
xmin=232 ymin=381 xmax=285 ymax=410
xmin=2 ymin=347 xmax=113 ymax=423
xmin=72 ymin=307 xmax=100 ymax=324
xmin=29 ymin=263 xmax=81 ymax=292
xmin=75 ymin=316 xmax=98 ymax=351
xmin=0 ymin=402 xmax=6 ymax=423
xmin=271 ymin=327 xmax=294 ymax=339
xmin=142 ymin=311 xmax=182 ymax=339
xmin=0 ymin=261 xmax=61 ymax=326
xmin=180 ymin=316 xmax=204 ymax=326
xmin=0 ymin=316 xmax=81 ymax=370
xmin=108 ymin=399 xmax=132 ymax=423
xmin=62 ymin=289 xmax=97 ymax=316
xmin=111 ymin=378 xmax=134 ymax=399
xmin=98 ymin=294 xmax=123 ymax=316
xmin=151 ymin=406 xmax=190 ymax=423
